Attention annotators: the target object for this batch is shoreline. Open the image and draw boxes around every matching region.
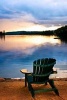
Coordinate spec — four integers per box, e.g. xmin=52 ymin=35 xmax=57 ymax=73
xmin=0 ymin=77 xmax=67 ymax=82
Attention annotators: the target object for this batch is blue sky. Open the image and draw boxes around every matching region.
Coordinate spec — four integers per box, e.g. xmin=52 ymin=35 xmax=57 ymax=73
xmin=0 ymin=0 xmax=67 ymax=32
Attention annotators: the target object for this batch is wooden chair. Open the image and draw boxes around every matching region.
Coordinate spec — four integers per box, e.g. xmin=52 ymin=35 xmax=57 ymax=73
xmin=27 ymin=58 xmax=59 ymax=97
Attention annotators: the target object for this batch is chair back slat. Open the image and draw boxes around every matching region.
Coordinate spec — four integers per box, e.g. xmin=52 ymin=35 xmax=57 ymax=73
xmin=33 ymin=58 xmax=56 ymax=82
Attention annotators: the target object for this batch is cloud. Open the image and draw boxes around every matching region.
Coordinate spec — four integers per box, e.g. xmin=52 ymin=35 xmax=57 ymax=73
xmin=0 ymin=0 xmax=67 ymax=31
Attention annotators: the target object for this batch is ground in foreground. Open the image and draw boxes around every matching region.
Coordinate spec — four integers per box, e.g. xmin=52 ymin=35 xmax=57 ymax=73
xmin=0 ymin=79 xmax=67 ymax=100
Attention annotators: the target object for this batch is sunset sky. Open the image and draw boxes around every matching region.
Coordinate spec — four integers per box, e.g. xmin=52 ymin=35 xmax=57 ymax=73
xmin=0 ymin=0 xmax=67 ymax=32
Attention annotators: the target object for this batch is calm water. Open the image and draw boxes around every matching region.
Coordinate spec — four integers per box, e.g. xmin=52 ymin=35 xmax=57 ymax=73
xmin=0 ymin=35 xmax=67 ymax=78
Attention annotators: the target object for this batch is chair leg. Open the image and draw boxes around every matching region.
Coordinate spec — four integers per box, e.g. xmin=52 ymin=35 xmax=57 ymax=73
xmin=45 ymin=82 xmax=47 ymax=85
xmin=28 ymin=82 xmax=35 ymax=97
xmin=48 ymin=79 xmax=59 ymax=96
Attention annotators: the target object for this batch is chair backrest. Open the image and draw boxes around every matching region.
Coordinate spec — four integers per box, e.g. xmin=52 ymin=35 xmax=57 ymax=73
xmin=33 ymin=58 xmax=56 ymax=82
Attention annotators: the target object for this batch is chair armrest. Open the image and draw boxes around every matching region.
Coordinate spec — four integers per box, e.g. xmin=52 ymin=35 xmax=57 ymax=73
xmin=20 ymin=69 xmax=32 ymax=74
xmin=53 ymin=68 xmax=57 ymax=74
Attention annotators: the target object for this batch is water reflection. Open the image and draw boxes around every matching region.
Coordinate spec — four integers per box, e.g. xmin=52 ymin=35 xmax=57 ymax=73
xmin=0 ymin=35 xmax=61 ymax=54
xmin=0 ymin=35 xmax=5 ymax=40
xmin=0 ymin=35 xmax=67 ymax=78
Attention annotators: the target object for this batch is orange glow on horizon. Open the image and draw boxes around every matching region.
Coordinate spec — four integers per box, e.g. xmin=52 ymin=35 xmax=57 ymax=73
xmin=0 ymin=19 xmax=61 ymax=32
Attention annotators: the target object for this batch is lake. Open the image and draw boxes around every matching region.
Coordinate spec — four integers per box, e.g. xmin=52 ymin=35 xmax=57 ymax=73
xmin=0 ymin=35 xmax=67 ymax=78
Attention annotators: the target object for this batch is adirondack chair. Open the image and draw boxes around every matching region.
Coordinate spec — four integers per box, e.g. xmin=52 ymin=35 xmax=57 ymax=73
xmin=27 ymin=58 xmax=59 ymax=97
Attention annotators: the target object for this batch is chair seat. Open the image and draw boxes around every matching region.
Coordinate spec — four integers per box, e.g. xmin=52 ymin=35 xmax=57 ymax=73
xmin=27 ymin=74 xmax=48 ymax=84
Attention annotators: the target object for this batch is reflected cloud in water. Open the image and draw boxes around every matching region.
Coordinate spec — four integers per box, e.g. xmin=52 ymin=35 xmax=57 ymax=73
xmin=0 ymin=35 xmax=61 ymax=54
xmin=0 ymin=35 xmax=67 ymax=78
